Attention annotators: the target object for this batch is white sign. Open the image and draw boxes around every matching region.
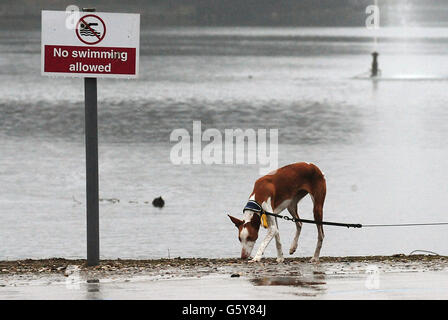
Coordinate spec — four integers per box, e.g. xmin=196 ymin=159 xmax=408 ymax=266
xmin=41 ymin=10 xmax=140 ymax=78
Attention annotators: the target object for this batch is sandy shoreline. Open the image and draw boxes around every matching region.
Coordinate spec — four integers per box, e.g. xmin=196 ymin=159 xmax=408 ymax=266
xmin=1 ymin=255 xmax=448 ymax=299
xmin=1 ymin=254 xmax=447 ymax=277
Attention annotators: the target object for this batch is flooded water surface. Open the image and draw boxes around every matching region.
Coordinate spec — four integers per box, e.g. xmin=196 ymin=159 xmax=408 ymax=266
xmin=1 ymin=26 xmax=448 ymax=260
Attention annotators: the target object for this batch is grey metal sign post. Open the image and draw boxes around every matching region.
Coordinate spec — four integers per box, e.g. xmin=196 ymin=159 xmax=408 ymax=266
xmin=85 ymin=77 xmax=99 ymax=266
xmin=83 ymin=8 xmax=99 ymax=266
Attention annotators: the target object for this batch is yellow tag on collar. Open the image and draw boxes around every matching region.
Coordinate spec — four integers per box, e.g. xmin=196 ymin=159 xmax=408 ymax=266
xmin=260 ymin=213 xmax=268 ymax=229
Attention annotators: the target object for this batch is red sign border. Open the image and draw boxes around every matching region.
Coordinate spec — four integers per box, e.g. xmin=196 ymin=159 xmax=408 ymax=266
xmin=75 ymin=14 xmax=107 ymax=45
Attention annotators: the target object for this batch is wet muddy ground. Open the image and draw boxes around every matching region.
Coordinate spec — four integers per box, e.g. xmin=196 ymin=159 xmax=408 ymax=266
xmin=1 ymin=255 xmax=448 ymax=299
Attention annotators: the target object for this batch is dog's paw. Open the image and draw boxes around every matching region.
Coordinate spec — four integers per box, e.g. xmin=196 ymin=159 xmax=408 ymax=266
xmin=276 ymin=257 xmax=285 ymax=263
xmin=309 ymin=257 xmax=320 ymax=264
xmin=249 ymin=256 xmax=262 ymax=263
xmin=289 ymin=247 xmax=297 ymax=255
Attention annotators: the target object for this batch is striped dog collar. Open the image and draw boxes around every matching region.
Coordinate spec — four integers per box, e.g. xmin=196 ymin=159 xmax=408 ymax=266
xmin=243 ymin=200 xmax=263 ymax=214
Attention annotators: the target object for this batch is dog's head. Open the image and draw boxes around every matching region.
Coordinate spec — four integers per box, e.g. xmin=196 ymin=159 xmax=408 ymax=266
xmin=228 ymin=211 xmax=261 ymax=259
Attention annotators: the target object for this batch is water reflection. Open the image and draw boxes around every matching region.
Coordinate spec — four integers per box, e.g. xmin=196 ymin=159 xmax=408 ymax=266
xmin=85 ymin=279 xmax=102 ymax=299
xmin=249 ymin=274 xmax=326 ymax=297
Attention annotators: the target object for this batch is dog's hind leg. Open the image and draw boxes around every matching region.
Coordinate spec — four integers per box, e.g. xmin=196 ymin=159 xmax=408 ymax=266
xmin=288 ymin=190 xmax=308 ymax=255
xmin=309 ymin=181 xmax=326 ymax=263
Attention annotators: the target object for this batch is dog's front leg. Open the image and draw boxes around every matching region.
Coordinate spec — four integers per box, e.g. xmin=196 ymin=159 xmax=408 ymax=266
xmin=250 ymin=215 xmax=280 ymax=262
xmin=273 ymin=217 xmax=284 ymax=262
xmin=250 ymin=227 xmax=276 ymax=262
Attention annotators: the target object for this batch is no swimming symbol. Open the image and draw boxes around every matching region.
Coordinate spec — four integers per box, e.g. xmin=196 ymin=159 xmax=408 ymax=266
xmin=75 ymin=14 xmax=106 ymax=45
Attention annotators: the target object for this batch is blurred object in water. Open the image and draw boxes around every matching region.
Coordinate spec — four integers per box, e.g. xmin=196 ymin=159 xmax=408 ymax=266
xmin=371 ymin=51 xmax=380 ymax=77
xmin=152 ymin=196 xmax=165 ymax=208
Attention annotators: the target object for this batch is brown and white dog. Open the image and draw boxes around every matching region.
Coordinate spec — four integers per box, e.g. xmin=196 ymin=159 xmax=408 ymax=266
xmin=228 ymin=162 xmax=326 ymax=263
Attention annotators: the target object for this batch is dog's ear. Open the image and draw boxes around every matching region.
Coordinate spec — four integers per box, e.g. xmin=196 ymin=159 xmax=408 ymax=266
xmin=228 ymin=215 xmax=243 ymax=228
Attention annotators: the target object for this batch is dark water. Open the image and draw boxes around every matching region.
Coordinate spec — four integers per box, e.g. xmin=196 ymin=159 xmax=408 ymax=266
xmin=1 ymin=26 xmax=448 ymax=259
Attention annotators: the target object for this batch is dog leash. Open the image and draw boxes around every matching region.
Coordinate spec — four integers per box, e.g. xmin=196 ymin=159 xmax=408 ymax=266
xmin=263 ymin=212 xmax=448 ymax=229
xmin=263 ymin=211 xmax=362 ymax=228
xmin=362 ymin=222 xmax=448 ymax=227
xmin=244 ymin=200 xmax=361 ymax=228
